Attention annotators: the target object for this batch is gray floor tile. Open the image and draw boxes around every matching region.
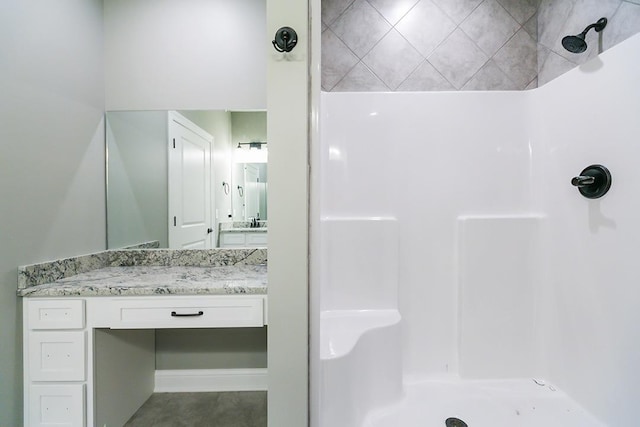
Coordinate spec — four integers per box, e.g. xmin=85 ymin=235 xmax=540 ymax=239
xmin=124 ymin=392 xmax=267 ymax=427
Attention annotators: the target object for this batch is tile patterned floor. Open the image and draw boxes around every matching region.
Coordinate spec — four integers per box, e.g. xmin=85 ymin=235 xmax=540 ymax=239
xmin=124 ymin=392 xmax=267 ymax=427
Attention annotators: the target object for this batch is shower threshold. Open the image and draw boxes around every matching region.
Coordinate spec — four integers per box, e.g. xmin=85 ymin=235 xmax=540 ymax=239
xmin=363 ymin=377 xmax=606 ymax=427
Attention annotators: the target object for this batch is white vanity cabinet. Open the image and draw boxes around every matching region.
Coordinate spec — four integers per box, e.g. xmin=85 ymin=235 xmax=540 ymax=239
xmin=23 ymin=294 xmax=267 ymax=427
xmin=24 ymin=299 xmax=86 ymax=427
xmin=219 ymin=230 xmax=268 ymax=248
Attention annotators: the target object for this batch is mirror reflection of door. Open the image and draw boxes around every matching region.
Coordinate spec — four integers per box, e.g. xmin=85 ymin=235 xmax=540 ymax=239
xmin=168 ymin=112 xmax=214 ymax=249
xmin=245 ymin=163 xmax=267 ymax=221
xmin=106 ymin=110 xmax=267 ymax=249
xmin=244 ymin=164 xmax=260 ymax=220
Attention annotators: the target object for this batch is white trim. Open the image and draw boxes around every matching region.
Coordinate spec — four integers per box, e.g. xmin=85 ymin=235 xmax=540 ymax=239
xmin=154 ymin=368 xmax=268 ymax=393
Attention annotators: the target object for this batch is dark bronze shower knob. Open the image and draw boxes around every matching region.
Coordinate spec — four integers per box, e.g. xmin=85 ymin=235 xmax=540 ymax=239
xmin=571 ymin=164 xmax=612 ymax=199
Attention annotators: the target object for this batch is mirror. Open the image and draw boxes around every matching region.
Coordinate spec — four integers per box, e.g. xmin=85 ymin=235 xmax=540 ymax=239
xmin=233 ymin=163 xmax=268 ymax=222
xmin=106 ymin=110 xmax=267 ymax=249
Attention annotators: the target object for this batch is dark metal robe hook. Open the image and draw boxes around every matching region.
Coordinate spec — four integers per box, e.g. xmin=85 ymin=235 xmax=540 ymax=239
xmin=272 ymin=27 xmax=298 ymax=52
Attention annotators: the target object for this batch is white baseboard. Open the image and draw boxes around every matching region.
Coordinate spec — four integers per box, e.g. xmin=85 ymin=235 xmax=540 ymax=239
xmin=154 ymin=368 xmax=268 ymax=393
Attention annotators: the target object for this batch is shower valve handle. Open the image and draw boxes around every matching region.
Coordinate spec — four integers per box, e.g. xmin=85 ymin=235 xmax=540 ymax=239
xmin=571 ymin=176 xmax=596 ymax=187
xmin=571 ymin=165 xmax=612 ymax=199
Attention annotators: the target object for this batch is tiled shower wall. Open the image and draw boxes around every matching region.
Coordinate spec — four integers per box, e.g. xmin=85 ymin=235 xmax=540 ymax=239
xmin=321 ymin=0 xmax=640 ymax=91
xmin=321 ymin=0 xmax=540 ymax=91
xmin=538 ymin=0 xmax=640 ymax=85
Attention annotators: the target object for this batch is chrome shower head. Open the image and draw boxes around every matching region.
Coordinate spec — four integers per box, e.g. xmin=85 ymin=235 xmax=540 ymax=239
xmin=562 ymin=17 xmax=607 ymax=53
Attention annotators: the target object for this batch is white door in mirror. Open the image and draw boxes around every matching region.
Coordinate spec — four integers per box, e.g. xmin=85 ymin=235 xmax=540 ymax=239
xmin=168 ymin=111 xmax=214 ymax=249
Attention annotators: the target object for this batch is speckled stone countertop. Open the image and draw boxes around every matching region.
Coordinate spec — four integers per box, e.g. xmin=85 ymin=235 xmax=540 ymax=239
xmin=17 ymin=248 xmax=267 ymax=298
xmin=219 ymin=221 xmax=268 ymax=233
xmin=220 ymin=228 xmax=268 ymax=233
xmin=18 ymin=265 xmax=267 ymax=297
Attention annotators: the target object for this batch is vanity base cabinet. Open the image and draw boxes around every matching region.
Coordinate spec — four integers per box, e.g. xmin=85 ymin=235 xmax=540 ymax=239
xmin=219 ymin=231 xmax=267 ymax=248
xmin=24 ymin=299 xmax=87 ymax=427
xmin=24 ymin=295 xmax=267 ymax=427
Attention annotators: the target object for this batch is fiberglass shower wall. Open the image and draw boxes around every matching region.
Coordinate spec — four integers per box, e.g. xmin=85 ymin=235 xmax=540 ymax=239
xmin=315 ymin=31 xmax=640 ymax=427
xmin=530 ymin=36 xmax=640 ymax=423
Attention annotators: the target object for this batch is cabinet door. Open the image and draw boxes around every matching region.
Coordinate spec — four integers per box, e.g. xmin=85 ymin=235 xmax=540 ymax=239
xmin=246 ymin=232 xmax=267 ymax=246
xmin=29 ymin=331 xmax=86 ymax=381
xmin=29 ymin=384 xmax=85 ymax=427
xmin=220 ymin=232 xmax=246 ymax=247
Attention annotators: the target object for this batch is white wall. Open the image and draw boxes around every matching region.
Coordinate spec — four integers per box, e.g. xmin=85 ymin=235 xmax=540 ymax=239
xmin=231 ymin=111 xmax=268 ymax=145
xmin=107 ymin=111 xmax=168 ymax=248
xmin=104 ymin=0 xmax=266 ymax=111
xmin=267 ymin=0 xmax=309 ymax=424
xmin=533 ymin=34 xmax=640 ymax=425
xmin=155 ymin=328 xmax=267 ymax=369
xmin=0 ymin=1 xmax=106 ymax=425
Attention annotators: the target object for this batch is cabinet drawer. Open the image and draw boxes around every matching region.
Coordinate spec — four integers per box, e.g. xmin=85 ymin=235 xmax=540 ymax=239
xmin=29 ymin=331 xmax=85 ymax=381
xmin=28 ymin=300 xmax=84 ymax=330
xmin=107 ymin=297 xmax=264 ymax=329
xmin=29 ymin=384 xmax=85 ymax=427
xmin=246 ymin=233 xmax=267 ymax=246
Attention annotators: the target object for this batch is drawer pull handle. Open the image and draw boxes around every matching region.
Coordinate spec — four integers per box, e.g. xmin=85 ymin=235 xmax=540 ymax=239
xmin=171 ymin=311 xmax=204 ymax=317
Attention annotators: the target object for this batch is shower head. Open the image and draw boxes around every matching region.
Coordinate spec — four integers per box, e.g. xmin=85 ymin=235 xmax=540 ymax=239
xmin=562 ymin=17 xmax=607 ymax=53
xmin=562 ymin=34 xmax=587 ymax=53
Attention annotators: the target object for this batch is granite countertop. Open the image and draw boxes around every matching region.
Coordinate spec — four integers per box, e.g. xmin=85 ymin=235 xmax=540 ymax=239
xmin=18 ymin=264 xmax=267 ymax=297
xmin=220 ymin=228 xmax=268 ymax=233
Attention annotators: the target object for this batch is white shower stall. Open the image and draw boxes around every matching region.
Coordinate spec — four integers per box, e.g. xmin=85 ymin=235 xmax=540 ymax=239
xmin=311 ymin=33 xmax=640 ymax=427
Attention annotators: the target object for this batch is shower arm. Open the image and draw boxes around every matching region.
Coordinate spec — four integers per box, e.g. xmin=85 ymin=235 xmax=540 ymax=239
xmin=580 ymin=18 xmax=608 ymax=36
xmin=579 ymin=23 xmax=597 ymax=37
